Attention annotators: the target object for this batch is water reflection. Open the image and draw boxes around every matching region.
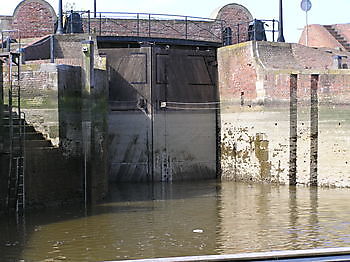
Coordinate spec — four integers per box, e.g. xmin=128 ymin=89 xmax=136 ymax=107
xmin=1 ymin=181 xmax=350 ymax=261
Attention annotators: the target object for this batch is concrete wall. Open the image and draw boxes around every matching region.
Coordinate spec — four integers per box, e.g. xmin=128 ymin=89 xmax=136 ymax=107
xmin=105 ymin=44 xmax=218 ymax=182
xmin=3 ymin=63 xmax=60 ymax=145
xmin=0 ymin=45 xmax=109 ymax=213
xmin=218 ymin=41 xmax=350 ymax=187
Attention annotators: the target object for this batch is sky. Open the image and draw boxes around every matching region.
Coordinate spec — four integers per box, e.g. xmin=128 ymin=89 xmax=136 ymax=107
xmin=1 ymin=0 xmax=350 ymax=43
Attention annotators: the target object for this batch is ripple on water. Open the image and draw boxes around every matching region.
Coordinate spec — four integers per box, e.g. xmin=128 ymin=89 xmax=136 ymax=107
xmin=1 ymin=181 xmax=350 ymax=261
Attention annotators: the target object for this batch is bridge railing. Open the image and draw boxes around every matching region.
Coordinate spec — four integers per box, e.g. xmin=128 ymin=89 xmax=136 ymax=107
xmin=63 ymin=10 xmax=224 ymax=43
xmin=232 ymin=19 xmax=280 ymax=44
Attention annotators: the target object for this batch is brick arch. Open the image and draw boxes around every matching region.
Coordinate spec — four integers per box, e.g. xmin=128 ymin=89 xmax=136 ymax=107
xmin=213 ymin=3 xmax=253 ymax=43
xmin=215 ymin=3 xmax=253 ymax=27
xmin=12 ymin=0 xmax=57 ymax=38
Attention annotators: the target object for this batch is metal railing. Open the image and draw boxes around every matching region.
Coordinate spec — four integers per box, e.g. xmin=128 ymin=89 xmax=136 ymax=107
xmin=61 ymin=11 xmax=280 ymax=46
xmin=232 ymin=19 xmax=280 ymax=44
xmin=63 ymin=11 xmax=224 ymax=42
xmin=1 ymin=30 xmax=21 ymax=53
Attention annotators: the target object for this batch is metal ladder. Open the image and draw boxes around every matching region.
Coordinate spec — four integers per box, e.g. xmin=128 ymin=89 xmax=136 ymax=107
xmin=2 ymin=51 xmax=26 ymax=214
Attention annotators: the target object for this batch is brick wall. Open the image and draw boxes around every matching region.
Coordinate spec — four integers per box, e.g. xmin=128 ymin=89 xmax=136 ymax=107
xmin=11 ymin=0 xmax=56 ymax=38
xmin=299 ymin=24 xmax=345 ymax=50
xmin=215 ymin=3 xmax=253 ymax=43
xmin=334 ymin=24 xmax=350 ymax=43
xmin=5 ymin=1 xmax=252 ymax=43
xmin=218 ymin=42 xmax=257 ymax=104
xmin=218 ymin=40 xmax=350 ymax=187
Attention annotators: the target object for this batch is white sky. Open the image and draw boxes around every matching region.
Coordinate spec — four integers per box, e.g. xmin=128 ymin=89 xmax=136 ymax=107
xmin=1 ymin=0 xmax=350 ymax=43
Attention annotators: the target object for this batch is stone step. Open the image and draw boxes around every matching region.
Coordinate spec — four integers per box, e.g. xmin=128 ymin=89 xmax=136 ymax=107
xmin=24 ymin=132 xmax=46 ymax=140
xmin=9 ymin=132 xmax=46 ymax=141
xmin=2 ymin=117 xmax=26 ymax=125
xmin=3 ymin=125 xmax=36 ymax=133
xmin=25 ymin=140 xmax=53 ymax=148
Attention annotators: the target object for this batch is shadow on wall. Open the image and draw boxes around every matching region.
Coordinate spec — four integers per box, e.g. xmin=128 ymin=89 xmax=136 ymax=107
xmin=108 ymin=65 xmax=152 ymax=182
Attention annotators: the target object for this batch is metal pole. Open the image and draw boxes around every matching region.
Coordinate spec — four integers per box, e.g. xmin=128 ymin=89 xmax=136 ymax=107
xmin=94 ymin=0 xmax=97 ymax=18
xmin=88 ymin=10 xmax=91 ymax=34
xmin=50 ymin=35 xmax=55 ymax=63
xmin=137 ymin=14 xmax=140 ymax=36
xmin=70 ymin=10 xmax=74 ymax=34
xmin=56 ymin=0 xmax=63 ymax=34
xmin=148 ymin=14 xmax=151 ymax=37
xmin=254 ymin=19 xmax=257 ymax=41
xmin=99 ymin=13 xmax=102 ymax=36
xmin=272 ymin=19 xmax=275 ymax=42
xmin=277 ymin=0 xmax=285 ymax=42
xmin=220 ymin=20 xmax=224 ymax=45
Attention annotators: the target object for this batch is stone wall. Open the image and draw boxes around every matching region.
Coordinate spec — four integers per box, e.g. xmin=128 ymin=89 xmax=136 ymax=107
xmin=218 ymin=41 xmax=350 ymax=187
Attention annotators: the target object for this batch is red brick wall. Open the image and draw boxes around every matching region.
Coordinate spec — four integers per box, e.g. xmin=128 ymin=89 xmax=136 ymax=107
xmin=86 ymin=19 xmax=223 ymax=42
xmin=8 ymin=1 xmax=253 ymax=43
xmin=218 ymin=41 xmax=350 ymax=105
xmin=334 ymin=24 xmax=350 ymax=43
xmin=218 ymin=42 xmax=257 ymax=103
xmin=11 ymin=0 xmax=56 ymax=38
xmin=299 ymin=24 xmax=344 ymax=50
xmin=216 ymin=3 xmax=253 ymax=43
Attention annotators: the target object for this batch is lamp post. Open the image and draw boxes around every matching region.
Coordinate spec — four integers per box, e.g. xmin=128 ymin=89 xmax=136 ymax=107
xmin=56 ymin=0 xmax=63 ymax=34
xmin=277 ymin=0 xmax=285 ymax=42
xmin=94 ymin=0 xmax=97 ymax=18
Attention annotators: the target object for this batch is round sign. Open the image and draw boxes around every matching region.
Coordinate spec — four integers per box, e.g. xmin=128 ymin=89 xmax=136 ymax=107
xmin=301 ymin=0 xmax=312 ymax=12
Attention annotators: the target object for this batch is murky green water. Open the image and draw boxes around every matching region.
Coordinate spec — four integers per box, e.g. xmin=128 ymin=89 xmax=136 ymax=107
xmin=1 ymin=181 xmax=350 ymax=261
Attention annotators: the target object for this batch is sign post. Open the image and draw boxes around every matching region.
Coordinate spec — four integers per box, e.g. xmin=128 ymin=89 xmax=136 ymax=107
xmin=301 ymin=0 xmax=312 ymax=46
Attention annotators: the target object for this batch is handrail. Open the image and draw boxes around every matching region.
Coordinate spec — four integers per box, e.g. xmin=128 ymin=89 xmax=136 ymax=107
xmin=63 ymin=10 xmax=224 ymax=43
xmin=61 ymin=10 xmax=280 ymax=45
xmin=1 ymin=29 xmax=21 ymax=53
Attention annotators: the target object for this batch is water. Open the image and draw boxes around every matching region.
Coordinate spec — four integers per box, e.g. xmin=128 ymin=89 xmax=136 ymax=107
xmin=1 ymin=181 xmax=350 ymax=261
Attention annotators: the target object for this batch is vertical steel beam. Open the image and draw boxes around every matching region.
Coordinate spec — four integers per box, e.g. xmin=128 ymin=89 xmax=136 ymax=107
xmin=310 ymin=74 xmax=319 ymax=186
xmin=289 ymin=74 xmax=298 ymax=185
xmin=81 ymin=40 xmax=94 ymax=207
